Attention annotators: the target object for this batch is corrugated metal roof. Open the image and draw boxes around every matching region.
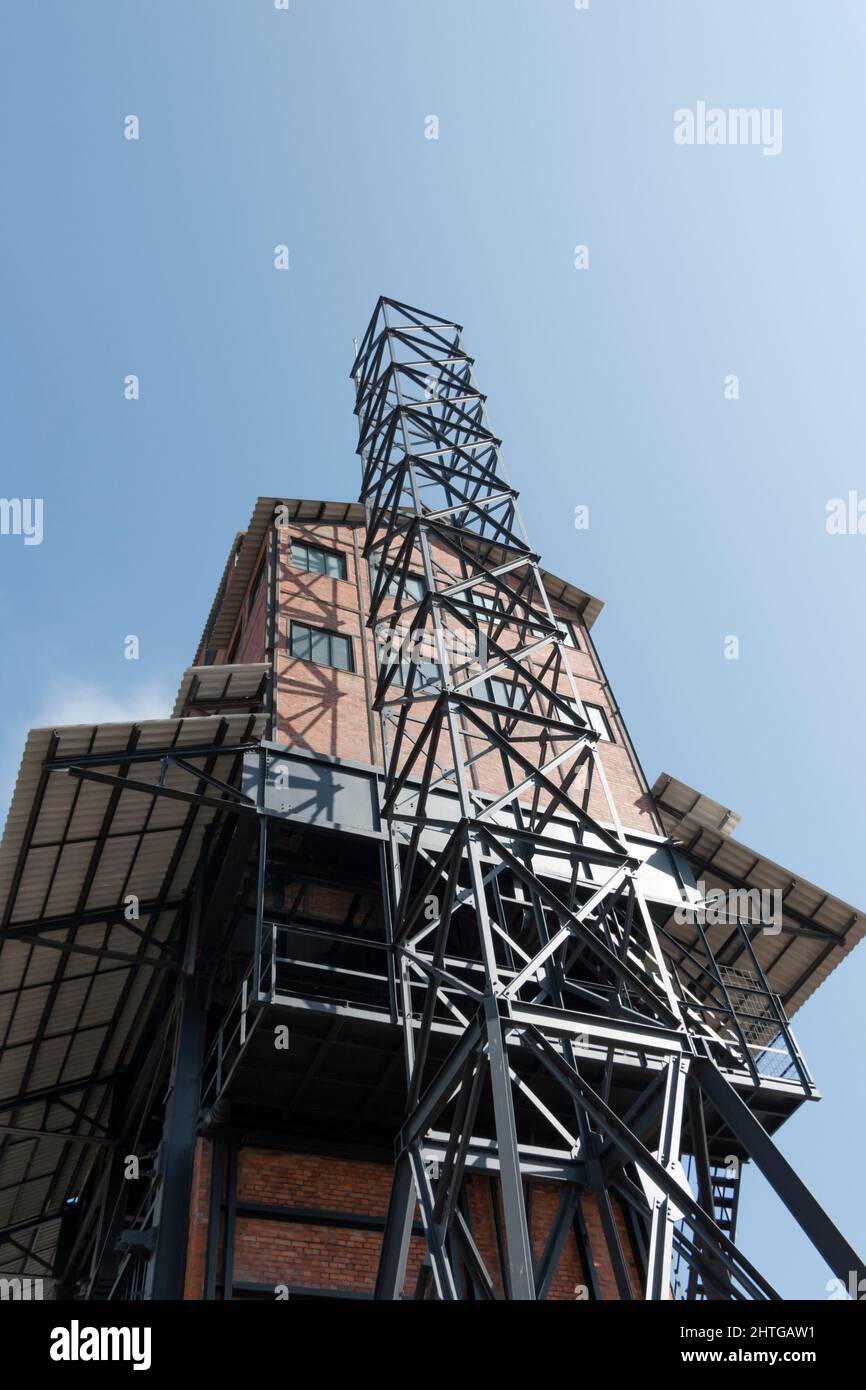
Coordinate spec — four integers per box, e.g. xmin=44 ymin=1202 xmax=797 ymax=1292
xmin=172 ymin=662 xmax=270 ymax=719
xmin=0 ymin=713 xmax=264 ymax=1278
xmin=196 ymin=496 xmax=605 ymax=659
xmin=652 ymin=772 xmax=865 ymax=1019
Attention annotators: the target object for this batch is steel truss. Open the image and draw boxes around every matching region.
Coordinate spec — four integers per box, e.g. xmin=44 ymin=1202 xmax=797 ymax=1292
xmin=351 ymin=296 xmax=865 ymax=1300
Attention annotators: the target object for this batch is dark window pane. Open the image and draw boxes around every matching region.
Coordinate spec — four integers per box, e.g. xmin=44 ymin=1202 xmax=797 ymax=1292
xmin=331 ymin=634 xmax=352 ymax=671
xmin=372 ymin=559 xmax=423 ymax=602
xmin=309 ymin=628 xmax=329 ymax=665
xmin=487 ymin=678 xmax=527 ymax=710
xmin=291 ymin=624 xmax=312 ymax=660
xmin=405 ymin=574 xmax=425 ymax=602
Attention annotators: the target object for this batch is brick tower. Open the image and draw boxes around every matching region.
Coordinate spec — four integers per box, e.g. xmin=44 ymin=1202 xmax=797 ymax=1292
xmin=0 ymin=299 xmax=863 ymax=1302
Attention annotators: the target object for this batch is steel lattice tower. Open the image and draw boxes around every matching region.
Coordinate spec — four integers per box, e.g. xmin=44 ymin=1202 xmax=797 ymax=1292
xmin=350 ymin=295 xmax=865 ymax=1301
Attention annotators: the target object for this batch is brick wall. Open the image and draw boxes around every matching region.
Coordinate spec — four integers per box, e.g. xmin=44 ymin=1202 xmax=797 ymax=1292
xmin=183 ymin=1136 xmax=213 ymax=1300
xmin=216 ymin=519 xmax=658 ymax=836
xmin=189 ymin=511 xmax=656 ymax=1302
xmin=183 ymin=1141 xmax=640 ymax=1301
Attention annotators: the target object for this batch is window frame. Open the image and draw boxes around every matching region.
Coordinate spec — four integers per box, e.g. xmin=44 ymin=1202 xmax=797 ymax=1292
xmin=385 ymin=654 xmax=440 ymax=691
xmin=584 ymin=701 xmax=614 ymax=743
xmin=370 ymin=559 xmax=425 ymax=604
xmin=289 ymin=540 xmax=347 ymax=582
xmin=289 ymin=620 xmax=355 ymax=673
xmin=458 ymin=587 xmax=501 ymax=617
xmin=485 ymin=676 xmax=529 ymax=711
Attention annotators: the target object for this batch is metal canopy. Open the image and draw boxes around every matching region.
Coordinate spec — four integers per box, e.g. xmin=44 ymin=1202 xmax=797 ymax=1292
xmin=172 ymin=663 xmax=270 ymax=719
xmin=652 ymin=773 xmax=865 ymax=1017
xmin=0 ymin=712 xmax=264 ymax=1280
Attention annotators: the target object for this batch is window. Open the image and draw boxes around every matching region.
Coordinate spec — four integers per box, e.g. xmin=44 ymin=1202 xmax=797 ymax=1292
xmin=290 ymin=622 xmax=354 ymax=672
xmin=290 ymin=541 xmax=347 ymax=581
xmin=402 ymin=573 xmax=426 ymax=602
xmin=385 ymin=571 xmax=425 ymax=603
xmin=584 ymin=702 xmax=614 ymax=742
xmin=371 ymin=560 xmax=425 ymax=603
xmin=456 ymin=587 xmax=500 ymax=616
xmin=485 ymin=677 xmax=529 ymax=711
xmin=376 ymin=630 xmax=439 ymax=691
xmin=528 ymin=616 xmax=578 ymax=648
xmin=385 ymin=655 xmax=440 ymax=692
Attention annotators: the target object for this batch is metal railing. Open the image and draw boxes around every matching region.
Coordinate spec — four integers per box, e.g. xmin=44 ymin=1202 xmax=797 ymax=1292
xmin=257 ymin=918 xmax=392 ymax=1013
xmin=200 ymin=962 xmax=258 ymax=1114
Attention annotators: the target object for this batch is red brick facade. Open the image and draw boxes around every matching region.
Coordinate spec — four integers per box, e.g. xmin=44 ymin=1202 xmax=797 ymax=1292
xmin=184 ymin=1140 xmax=640 ymax=1301
xmin=200 ymin=517 xmax=659 ymax=835
xmin=187 ymin=508 xmax=655 ymax=1299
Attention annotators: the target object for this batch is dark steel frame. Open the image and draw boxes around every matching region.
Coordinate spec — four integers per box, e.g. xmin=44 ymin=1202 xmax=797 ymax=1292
xmin=5 ymin=301 xmax=862 ymax=1304
xmin=350 ymin=295 xmax=865 ymax=1300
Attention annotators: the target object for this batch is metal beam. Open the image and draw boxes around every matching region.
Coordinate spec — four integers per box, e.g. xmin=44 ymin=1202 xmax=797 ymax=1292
xmin=353 ymin=295 xmax=858 ymax=1301
xmin=374 ymin=1150 xmax=416 ymax=1300
xmin=695 ymin=1058 xmax=866 ymax=1289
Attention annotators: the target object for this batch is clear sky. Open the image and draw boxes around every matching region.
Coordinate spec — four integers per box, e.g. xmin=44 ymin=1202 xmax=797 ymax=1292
xmin=1 ymin=1 xmax=864 ymax=1298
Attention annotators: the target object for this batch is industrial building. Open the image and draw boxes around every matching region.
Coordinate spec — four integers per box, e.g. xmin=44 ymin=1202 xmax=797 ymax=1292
xmin=0 ymin=297 xmax=863 ymax=1300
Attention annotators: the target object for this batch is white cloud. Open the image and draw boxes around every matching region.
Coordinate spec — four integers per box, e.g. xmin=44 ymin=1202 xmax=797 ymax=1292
xmin=0 ymin=678 xmax=175 ymax=831
xmin=29 ymin=678 xmax=173 ymax=729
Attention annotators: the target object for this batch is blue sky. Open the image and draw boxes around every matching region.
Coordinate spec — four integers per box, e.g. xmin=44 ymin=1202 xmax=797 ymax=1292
xmin=1 ymin=0 xmax=864 ymax=1297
